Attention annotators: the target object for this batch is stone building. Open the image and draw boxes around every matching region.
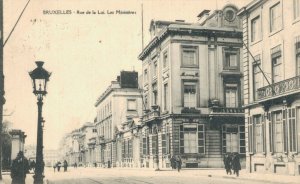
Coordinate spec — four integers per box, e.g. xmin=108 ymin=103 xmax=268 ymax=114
xmin=238 ymin=0 xmax=300 ymax=175
xmin=93 ymin=71 xmax=143 ymax=167
xmin=138 ymin=4 xmax=245 ymax=169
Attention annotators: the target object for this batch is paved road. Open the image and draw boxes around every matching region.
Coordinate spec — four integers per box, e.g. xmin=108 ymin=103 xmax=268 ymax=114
xmin=45 ymin=167 xmax=270 ymax=184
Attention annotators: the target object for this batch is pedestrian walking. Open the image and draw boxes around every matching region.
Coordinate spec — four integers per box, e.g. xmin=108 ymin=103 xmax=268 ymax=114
xmin=57 ymin=161 xmax=62 ymax=172
xmin=53 ymin=163 xmax=56 ymax=172
xmin=63 ymin=160 xmax=68 ymax=172
xmin=176 ymin=155 xmax=182 ymax=172
xmin=74 ymin=162 xmax=77 ymax=168
xmin=170 ymin=155 xmax=176 ymax=169
xmin=223 ymin=153 xmax=232 ymax=175
xmin=231 ymin=153 xmax=241 ymax=177
xmin=10 ymin=151 xmax=30 ymax=184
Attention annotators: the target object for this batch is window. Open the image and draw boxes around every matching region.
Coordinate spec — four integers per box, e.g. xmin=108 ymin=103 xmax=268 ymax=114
xmin=163 ymin=83 xmax=169 ymax=111
xmin=152 ymin=83 xmax=157 ymax=105
xmin=288 ymin=108 xmax=297 ymax=152
xmin=272 ymin=111 xmax=283 ymax=153
xmin=224 ymin=49 xmax=239 ymax=69
xmin=225 ymin=84 xmax=238 ymax=108
xmin=163 ymin=51 xmax=168 ymax=68
xmin=270 ymin=3 xmax=282 ymax=33
xmin=253 ymin=115 xmax=264 ymax=153
xmin=180 ymin=124 xmax=205 ymax=154
xmin=271 ymin=45 xmax=282 ymax=83
xmin=296 ymin=37 xmax=300 ymax=75
xmin=239 ymin=125 xmax=246 ymax=154
xmin=294 ymin=0 xmax=300 ymax=20
xmin=152 ymin=135 xmax=158 ymax=155
xmin=161 ymin=126 xmax=170 ymax=155
xmin=181 ymin=46 xmax=198 ymax=67
xmin=127 ymin=99 xmax=137 ymax=111
xmin=251 ymin=16 xmax=260 ymax=42
xmin=153 ymin=61 xmax=158 ymax=76
xmin=253 ymin=56 xmax=262 ymax=100
xmin=183 ymin=83 xmax=197 ymax=108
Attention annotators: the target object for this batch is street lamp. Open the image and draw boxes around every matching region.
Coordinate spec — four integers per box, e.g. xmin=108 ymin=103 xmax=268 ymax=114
xmin=29 ymin=61 xmax=51 ymax=184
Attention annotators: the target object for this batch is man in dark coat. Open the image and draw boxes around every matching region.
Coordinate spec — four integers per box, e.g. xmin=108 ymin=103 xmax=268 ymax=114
xmin=63 ymin=160 xmax=68 ymax=172
xmin=10 ymin=151 xmax=30 ymax=184
xmin=231 ymin=153 xmax=241 ymax=177
xmin=223 ymin=153 xmax=232 ymax=175
xmin=170 ymin=155 xmax=176 ymax=169
xmin=176 ymin=156 xmax=182 ymax=172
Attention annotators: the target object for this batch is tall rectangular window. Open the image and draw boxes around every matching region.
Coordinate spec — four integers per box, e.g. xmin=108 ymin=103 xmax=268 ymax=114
xmin=152 ymin=83 xmax=157 ymax=106
xmin=153 ymin=61 xmax=157 ymax=77
xmin=270 ymin=3 xmax=282 ymax=33
xmin=225 ymin=84 xmax=238 ymax=108
xmin=271 ymin=45 xmax=282 ymax=83
xmin=163 ymin=51 xmax=168 ymax=68
xmin=288 ymin=108 xmax=297 ymax=152
xmin=180 ymin=124 xmax=205 ymax=154
xmin=294 ymin=0 xmax=300 ymax=20
xmin=251 ymin=16 xmax=260 ymax=42
xmin=253 ymin=57 xmax=262 ymax=100
xmin=163 ymin=83 xmax=169 ymax=111
xmin=181 ymin=46 xmax=198 ymax=67
xmin=296 ymin=37 xmax=300 ymax=75
xmin=224 ymin=49 xmax=239 ymax=70
xmin=253 ymin=115 xmax=264 ymax=153
xmin=272 ymin=111 xmax=283 ymax=153
xmin=183 ymin=83 xmax=197 ymax=108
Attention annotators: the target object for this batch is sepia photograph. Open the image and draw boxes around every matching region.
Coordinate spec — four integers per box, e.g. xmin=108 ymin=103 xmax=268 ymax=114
xmin=0 ymin=0 xmax=300 ymax=183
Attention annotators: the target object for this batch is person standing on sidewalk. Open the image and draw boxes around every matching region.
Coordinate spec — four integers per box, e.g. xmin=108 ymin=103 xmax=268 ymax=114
xmin=223 ymin=153 xmax=232 ymax=175
xmin=63 ymin=160 xmax=68 ymax=172
xmin=176 ymin=155 xmax=182 ymax=172
xmin=231 ymin=153 xmax=241 ymax=177
xmin=170 ymin=155 xmax=176 ymax=170
xmin=10 ymin=151 xmax=30 ymax=184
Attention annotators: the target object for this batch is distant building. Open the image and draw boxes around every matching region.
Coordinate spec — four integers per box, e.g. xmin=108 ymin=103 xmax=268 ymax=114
xmin=138 ymin=4 xmax=245 ymax=168
xmin=93 ymin=71 xmax=143 ymax=167
xmin=238 ymin=0 xmax=300 ymax=175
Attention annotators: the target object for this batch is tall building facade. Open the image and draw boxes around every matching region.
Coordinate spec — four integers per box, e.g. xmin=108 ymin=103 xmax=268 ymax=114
xmin=138 ymin=4 xmax=245 ymax=168
xmin=94 ymin=71 xmax=143 ymax=167
xmin=238 ymin=0 xmax=300 ymax=175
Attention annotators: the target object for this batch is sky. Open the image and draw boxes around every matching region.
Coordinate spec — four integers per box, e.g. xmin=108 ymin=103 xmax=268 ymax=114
xmin=3 ymin=0 xmax=250 ymax=150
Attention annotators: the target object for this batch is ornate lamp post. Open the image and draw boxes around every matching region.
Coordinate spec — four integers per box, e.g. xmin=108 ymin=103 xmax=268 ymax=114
xmin=29 ymin=61 xmax=51 ymax=184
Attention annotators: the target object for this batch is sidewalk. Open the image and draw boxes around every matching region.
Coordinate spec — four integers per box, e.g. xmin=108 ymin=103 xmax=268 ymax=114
xmin=115 ymin=167 xmax=300 ymax=184
xmin=0 ymin=172 xmax=47 ymax=184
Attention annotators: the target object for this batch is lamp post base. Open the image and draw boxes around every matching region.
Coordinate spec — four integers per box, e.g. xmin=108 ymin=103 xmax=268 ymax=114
xmin=33 ymin=174 xmax=44 ymax=184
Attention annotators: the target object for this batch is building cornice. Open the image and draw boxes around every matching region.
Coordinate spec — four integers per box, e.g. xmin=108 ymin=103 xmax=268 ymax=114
xmin=237 ymin=0 xmax=267 ymax=16
xmin=138 ymin=25 xmax=242 ymax=60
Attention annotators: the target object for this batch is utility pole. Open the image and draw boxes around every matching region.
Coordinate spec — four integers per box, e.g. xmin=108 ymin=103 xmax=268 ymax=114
xmin=0 ymin=0 xmax=4 ymax=180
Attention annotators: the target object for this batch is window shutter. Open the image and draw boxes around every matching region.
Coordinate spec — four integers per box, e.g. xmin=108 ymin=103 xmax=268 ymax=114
xmin=283 ymin=109 xmax=288 ymax=153
xmin=248 ymin=116 xmax=253 ymax=154
xmin=180 ymin=125 xmax=184 ymax=154
xmin=269 ymin=112 xmax=274 ymax=153
xmin=198 ymin=124 xmax=205 ymax=154
xmin=122 ymin=140 xmax=125 ymax=161
xmin=162 ymin=134 xmax=167 ymax=154
xmin=262 ymin=114 xmax=266 ymax=154
xmin=222 ymin=125 xmax=226 ymax=154
xmin=140 ymin=136 xmax=143 ymax=157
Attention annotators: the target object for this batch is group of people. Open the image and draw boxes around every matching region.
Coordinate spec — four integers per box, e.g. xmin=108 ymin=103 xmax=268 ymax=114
xmin=223 ymin=153 xmax=241 ymax=177
xmin=170 ymin=155 xmax=182 ymax=172
xmin=53 ymin=160 xmax=68 ymax=172
xmin=10 ymin=151 xmax=30 ymax=184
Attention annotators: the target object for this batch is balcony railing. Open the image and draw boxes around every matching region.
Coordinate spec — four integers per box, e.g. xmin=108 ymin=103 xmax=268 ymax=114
xmin=143 ymin=110 xmax=160 ymax=122
xmin=257 ymin=75 xmax=300 ymax=100
xmin=211 ymin=107 xmax=244 ymax=114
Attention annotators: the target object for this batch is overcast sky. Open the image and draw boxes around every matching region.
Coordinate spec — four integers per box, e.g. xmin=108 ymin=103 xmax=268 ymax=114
xmin=3 ymin=0 xmax=250 ymax=150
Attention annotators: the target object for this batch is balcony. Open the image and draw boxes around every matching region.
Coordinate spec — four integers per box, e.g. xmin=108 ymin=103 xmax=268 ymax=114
xmin=211 ymin=107 xmax=244 ymax=113
xmin=257 ymin=75 xmax=300 ymax=101
xmin=143 ymin=106 xmax=160 ymax=122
